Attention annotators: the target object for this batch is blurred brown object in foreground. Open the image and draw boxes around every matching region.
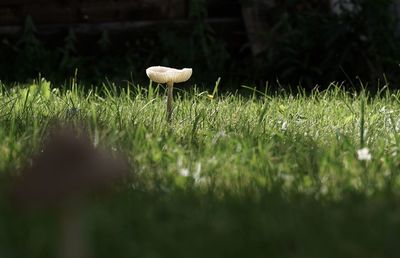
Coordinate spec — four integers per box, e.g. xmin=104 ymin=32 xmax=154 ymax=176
xmin=11 ymin=125 xmax=128 ymax=208
xmin=10 ymin=125 xmax=129 ymax=258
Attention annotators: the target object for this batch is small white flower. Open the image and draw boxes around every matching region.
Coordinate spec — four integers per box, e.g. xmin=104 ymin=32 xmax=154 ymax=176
xmin=379 ymin=106 xmax=394 ymax=114
xmin=281 ymin=121 xmax=288 ymax=131
xmin=179 ymin=168 xmax=190 ymax=177
xmin=357 ymin=148 xmax=372 ymax=161
xmin=193 ymin=162 xmax=202 ymax=181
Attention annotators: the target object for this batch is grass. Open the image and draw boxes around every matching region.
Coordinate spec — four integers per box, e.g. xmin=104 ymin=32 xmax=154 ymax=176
xmin=0 ymin=78 xmax=400 ymax=257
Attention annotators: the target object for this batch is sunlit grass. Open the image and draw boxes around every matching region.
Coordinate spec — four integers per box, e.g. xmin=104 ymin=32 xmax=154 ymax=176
xmin=0 ymin=79 xmax=399 ymax=196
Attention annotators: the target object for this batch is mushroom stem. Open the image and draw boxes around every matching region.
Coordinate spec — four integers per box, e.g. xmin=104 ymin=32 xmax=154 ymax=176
xmin=167 ymin=81 xmax=174 ymax=122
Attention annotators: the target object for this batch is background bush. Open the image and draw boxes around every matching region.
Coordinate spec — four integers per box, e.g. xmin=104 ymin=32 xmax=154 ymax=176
xmin=0 ymin=0 xmax=400 ymax=90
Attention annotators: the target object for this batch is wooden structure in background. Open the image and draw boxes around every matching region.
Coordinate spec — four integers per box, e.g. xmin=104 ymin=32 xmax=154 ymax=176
xmin=0 ymin=0 xmax=358 ymax=56
xmin=2 ymin=1 xmax=397 ymax=56
xmin=0 ymin=0 xmax=188 ymax=25
xmin=0 ymin=0 xmax=243 ymax=32
xmin=0 ymin=0 xmax=245 ymax=51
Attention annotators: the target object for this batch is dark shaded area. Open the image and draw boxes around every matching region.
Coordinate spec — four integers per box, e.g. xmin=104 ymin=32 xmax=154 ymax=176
xmin=1 ymin=186 xmax=400 ymax=258
xmin=0 ymin=0 xmax=400 ymax=90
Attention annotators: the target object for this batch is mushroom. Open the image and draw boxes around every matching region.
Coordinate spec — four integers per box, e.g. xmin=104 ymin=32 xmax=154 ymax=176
xmin=146 ymin=66 xmax=192 ymax=121
xmin=10 ymin=125 xmax=128 ymax=258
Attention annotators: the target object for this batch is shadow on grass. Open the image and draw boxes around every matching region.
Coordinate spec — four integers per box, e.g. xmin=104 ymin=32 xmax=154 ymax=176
xmin=0 ymin=186 xmax=399 ymax=258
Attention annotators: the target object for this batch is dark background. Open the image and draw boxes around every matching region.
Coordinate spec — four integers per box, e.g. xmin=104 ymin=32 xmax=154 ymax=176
xmin=1 ymin=0 xmax=400 ymax=90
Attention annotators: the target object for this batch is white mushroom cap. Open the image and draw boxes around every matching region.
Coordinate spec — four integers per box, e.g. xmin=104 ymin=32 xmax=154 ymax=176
xmin=146 ymin=66 xmax=192 ymax=84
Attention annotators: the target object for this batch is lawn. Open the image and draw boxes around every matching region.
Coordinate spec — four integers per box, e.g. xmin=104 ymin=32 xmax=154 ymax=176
xmin=0 ymin=79 xmax=399 ymax=258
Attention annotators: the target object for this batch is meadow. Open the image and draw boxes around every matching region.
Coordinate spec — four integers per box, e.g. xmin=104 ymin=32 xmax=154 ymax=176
xmin=0 ymin=78 xmax=399 ymax=258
